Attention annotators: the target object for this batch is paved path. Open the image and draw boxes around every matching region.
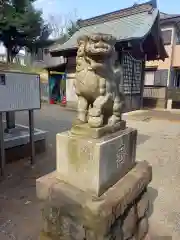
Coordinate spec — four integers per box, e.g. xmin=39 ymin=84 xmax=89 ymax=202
xmin=127 ymin=119 xmax=180 ymax=239
xmin=124 ymin=109 xmax=180 ymax=122
xmin=0 ymin=104 xmax=75 ymax=240
xmin=0 ymin=104 xmax=180 ymax=239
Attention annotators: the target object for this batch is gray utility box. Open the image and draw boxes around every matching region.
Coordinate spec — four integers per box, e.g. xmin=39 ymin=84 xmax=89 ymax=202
xmin=0 ymin=71 xmax=40 ymax=112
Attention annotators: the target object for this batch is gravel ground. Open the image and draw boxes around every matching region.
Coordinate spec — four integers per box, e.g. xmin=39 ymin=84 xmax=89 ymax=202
xmin=0 ymin=104 xmax=180 ymax=239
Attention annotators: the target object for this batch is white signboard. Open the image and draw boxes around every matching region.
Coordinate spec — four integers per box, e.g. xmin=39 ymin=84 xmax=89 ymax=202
xmin=0 ymin=71 xmax=41 ymax=112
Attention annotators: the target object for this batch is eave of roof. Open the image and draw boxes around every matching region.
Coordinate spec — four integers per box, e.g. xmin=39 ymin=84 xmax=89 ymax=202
xmin=44 ymin=63 xmax=66 ymax=71
xmin=160 ymin=12 xmax=180 ymax=19
xmin=160 ymin=14 xmax=180 ymax=25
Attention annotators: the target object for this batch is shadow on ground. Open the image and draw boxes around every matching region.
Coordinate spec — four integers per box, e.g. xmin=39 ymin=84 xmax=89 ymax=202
xmin=147 ymin=188 xmax=172 ymax=240
xmin=0 ymin=148 xmax=55 ymax=239
xmin=137 ymin=134 xmax=150 ymax=145
xmin=125 ymin=109 xmax=180 ymax=122
xmin=147 ymin=187 xmax=158 ymax=218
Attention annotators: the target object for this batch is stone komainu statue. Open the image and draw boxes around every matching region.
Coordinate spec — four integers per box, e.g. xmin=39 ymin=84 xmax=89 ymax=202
xmin=74 ymin=33 xmax=125 ymax=128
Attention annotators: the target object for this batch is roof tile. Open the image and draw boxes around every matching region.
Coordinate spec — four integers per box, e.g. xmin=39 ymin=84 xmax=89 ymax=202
xmin=51 ymin=8 xmax=158 ymax=53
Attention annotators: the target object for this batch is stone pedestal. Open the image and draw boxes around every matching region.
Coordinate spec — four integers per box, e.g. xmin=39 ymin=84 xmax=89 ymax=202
xmin=56 ymin=126 xmax=137 ymax=196
xmin=37 ymin=123 xmax=152 ymax=240
xmin=37 ymin=161 xmax=152 ymax=240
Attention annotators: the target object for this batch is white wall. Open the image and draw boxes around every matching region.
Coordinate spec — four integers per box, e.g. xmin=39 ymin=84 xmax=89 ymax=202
xmin=0 ymin=42 xmax=6 ymax=55
xmin=66 ymin=71 xmax=78 ymax=103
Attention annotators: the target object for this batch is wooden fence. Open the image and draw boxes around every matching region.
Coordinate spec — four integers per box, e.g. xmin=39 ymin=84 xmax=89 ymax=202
xmin=143 ymin=86 xmax=167 ymax=99
xmin=143 ymin=86 xmax=167 ymax=108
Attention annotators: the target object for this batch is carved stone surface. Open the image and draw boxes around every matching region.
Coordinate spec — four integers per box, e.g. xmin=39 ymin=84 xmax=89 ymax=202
xmin=37 ymin=161 xmax=152 ymax=240
xmin=128 ymin=237 xmax=137 ymax=240
xmin=122 ymin=206 xmax=137 ymax=240
xmin=137 ymin=215 xmax=149 ymax=240
xmin=56 ymin=127 xmax=137 ymax=196
xmin=137 ymin=191 xmax=149 ymax=219
xmin=74 ymin=33 xmax=124 ymax=128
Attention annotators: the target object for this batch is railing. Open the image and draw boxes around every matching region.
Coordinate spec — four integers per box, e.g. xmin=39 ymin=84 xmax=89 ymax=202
xmin=143 ymin=86 xmax=167 ymax=99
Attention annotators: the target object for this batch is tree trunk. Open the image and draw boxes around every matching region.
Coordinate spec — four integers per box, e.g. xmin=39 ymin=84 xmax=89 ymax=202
xmin=7 ymin=48 xmax=12 ymax=63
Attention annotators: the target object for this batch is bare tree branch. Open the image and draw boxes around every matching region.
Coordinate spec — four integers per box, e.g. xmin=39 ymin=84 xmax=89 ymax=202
xmin=47 ymin=9 xmax=79 ymax=39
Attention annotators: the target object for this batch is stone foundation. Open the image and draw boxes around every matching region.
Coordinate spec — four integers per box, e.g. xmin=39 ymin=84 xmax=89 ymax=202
xmin=37 ymin=161 xmax=152 ymax=240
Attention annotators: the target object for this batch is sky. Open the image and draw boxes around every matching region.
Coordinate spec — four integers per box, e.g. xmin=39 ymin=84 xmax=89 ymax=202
xmin=34 ymin=0 xmax=180 ymax=20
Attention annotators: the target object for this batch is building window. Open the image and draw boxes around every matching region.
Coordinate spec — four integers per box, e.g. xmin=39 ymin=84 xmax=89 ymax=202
xmin=145 ymin=70 xmax=168 ymax=87
xmin=173 ymin=70 xmax=180 ymax=87
xmin=162 ymin=30 xmax=172 ymax=45
xmin=154 ymin=69 xmax=168 ymax=86
xmin=176 ymin=31 xmax=180 ymax=45
xmin=145 ymin=71 xmax=155 ymax=85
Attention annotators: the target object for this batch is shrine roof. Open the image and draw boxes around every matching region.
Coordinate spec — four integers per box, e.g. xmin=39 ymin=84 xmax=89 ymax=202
xmin=50 ymin=1 xmax=167 ymax=60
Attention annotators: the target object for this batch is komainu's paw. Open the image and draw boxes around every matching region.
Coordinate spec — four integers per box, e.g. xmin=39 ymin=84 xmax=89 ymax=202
xmin=89 ymin=108 xmax=101 ymax=117
xmin=88 ymin=115 xmax=103 ymax=128
xmin=108 ymin=115 xmax=120 ymax=126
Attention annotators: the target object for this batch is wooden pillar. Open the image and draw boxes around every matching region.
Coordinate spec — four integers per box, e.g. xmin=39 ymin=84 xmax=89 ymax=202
xmin=140 ymin=59 xmax=146 ymax=109
xmin=48 ymin=70 xmax=51 ymax=104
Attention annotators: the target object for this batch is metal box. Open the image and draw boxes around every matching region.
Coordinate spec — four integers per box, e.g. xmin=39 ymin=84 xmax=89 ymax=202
xmin=0 ymin=71 xmax=40 ymax=112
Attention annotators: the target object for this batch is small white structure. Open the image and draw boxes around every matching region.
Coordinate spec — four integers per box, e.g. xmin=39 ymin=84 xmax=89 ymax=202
xmin=0 ymin=42 xmax=26 ymax=65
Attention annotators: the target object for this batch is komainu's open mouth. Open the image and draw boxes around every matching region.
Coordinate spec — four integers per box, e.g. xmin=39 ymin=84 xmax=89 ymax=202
xmin=87 ymin=44 xmax=112 ymax=56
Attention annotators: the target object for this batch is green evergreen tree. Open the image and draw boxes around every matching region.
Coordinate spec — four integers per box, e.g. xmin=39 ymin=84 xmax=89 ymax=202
xmin=0 ymin=0 xmax=51 ymax=62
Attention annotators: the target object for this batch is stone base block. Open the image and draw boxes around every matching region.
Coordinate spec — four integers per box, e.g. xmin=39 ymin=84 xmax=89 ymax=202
xmin=56 ymin=127 xmax=137 ymax=196
xmin=71 ymin=121 xmax=126 ymax=139
xmin=37 ymin=161 xmax=152 ymax=240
